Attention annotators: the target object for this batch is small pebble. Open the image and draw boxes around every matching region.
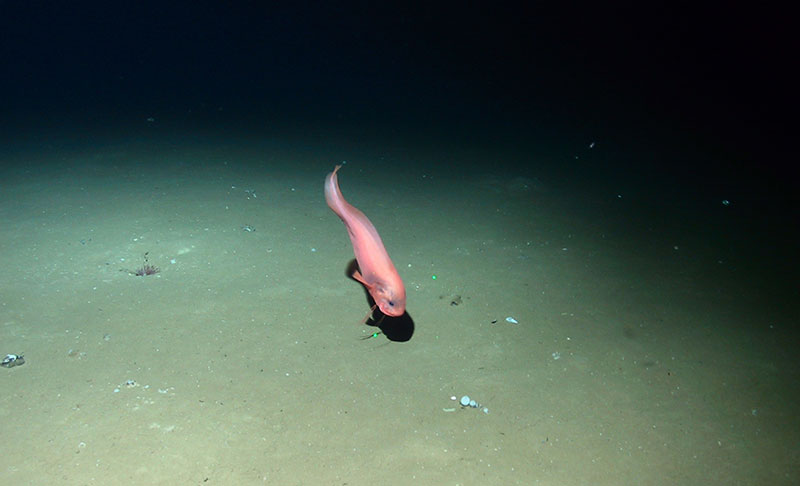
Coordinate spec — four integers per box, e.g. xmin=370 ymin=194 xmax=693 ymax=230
xmin=460 ymin=395 xmax=471 ymax=407
xmin=505 ymin=317 xmax=518 ymax=324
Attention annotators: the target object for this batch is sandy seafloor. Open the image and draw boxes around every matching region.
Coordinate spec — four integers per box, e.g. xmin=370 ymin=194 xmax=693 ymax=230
xmin=1 ymin=130 xmax=797 ymax=485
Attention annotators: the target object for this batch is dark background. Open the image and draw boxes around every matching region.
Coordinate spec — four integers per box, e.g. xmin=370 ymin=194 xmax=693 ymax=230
xmin=0 ymin=1 xmax=795 ymax=205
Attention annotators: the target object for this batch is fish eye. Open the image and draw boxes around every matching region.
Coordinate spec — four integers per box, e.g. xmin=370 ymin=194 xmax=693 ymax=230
xmin=387 ymin=300 xmax=395 ymax=307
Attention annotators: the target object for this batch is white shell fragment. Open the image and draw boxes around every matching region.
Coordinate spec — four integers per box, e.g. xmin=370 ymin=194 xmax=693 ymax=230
xmin=457 ymin=394 xmax=489 ymax=413
xmin=505 ymin=317 xmax=518 ymax=324
xmin=1 ymin=353 xmax=24 ymax=368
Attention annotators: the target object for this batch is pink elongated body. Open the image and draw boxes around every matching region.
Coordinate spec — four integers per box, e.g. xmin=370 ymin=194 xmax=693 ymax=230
xmin=325 ymin=165 xmax=406 ymax=317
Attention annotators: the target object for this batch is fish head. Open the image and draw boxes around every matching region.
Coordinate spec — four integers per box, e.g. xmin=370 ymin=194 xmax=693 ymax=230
xmin=374 ymin=283 xmax=406 ymax=317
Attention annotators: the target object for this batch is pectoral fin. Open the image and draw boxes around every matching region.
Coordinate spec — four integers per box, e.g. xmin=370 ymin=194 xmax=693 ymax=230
xmin=351 ymin=269 xmax=368 ymax=286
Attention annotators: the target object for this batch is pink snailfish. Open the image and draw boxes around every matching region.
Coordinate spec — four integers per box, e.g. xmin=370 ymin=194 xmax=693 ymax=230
xmin=325 ymin=165 xmax=406 ymax=317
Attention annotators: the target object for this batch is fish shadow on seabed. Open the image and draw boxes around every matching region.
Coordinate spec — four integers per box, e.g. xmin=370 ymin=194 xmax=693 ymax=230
xmin=345 ymin=259 xmax=415 ymax=342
